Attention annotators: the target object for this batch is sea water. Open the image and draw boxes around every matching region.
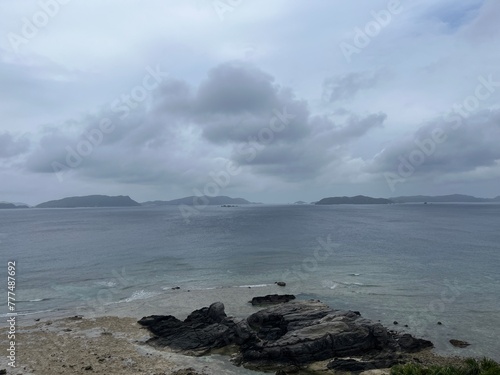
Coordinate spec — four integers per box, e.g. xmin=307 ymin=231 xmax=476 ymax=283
xmin=1 ymin=203 xmax=499 ymax=361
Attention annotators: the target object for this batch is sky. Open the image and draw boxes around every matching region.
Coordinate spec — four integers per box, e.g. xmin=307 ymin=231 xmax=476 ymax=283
xmin=0 ymin=0 xmax=499 ymax=205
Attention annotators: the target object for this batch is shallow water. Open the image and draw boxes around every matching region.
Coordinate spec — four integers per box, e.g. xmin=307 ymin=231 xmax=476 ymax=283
xmin=1 ymin=203 xmax=499 ymax=360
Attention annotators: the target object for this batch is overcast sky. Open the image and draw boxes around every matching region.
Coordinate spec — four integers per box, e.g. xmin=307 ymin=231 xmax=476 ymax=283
xmin=1 ymin=0 xmax=499 ymax=205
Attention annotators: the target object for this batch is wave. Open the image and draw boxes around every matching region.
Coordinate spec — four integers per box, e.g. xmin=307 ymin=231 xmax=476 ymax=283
xmin=237 ymin=284 xmax=268 ymax=288
xmin=94 ymin=281 xmax=118 ymax=288
xmin=0 ymin=308 xmax=56 ymax=318
xmin=17 ymin=298 xmax=51 ymax=303
xmin=120 ymin=290 xmax=161 ymax=303
xmin=329 ymin=281 xmax=382 ymax=288
xmin=349 ymin=273 xmax=362 ymax=276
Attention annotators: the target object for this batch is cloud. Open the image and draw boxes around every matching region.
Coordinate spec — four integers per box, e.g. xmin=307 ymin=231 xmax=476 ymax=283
xmin=23 ymin=62 xmax=386 ymax=188
xmin=195 ymin=62 xmax=278 ymax=114
xmin=0 ymin=132 xmax=30 ymax=158
xmin=368 ymin=109 xmax=500 ymax=179
xmin=322 ymin=71 xmax=382 ymax=103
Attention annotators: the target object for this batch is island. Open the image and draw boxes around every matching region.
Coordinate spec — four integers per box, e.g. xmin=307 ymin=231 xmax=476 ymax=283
xmin=0 ymin=202 xmax=29 ymax=209
xmin=36 ymin=195 xmax=141 ymax=208
xmin=391 ymin=194 xmax=500 ymax=203
xmin=141 ymin=195 xmax=253 ymax=206
xmin=316 ymin=195 xmax=393 ymax=205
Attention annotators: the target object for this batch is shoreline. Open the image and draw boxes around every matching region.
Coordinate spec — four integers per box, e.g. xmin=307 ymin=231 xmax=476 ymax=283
xmin=0 ymin=311 xmax=471 ymax=375
xmin=4 ymin=283 xmax=491 ymax=360
xmin=1 ymin=288 xmax=493 ymax=375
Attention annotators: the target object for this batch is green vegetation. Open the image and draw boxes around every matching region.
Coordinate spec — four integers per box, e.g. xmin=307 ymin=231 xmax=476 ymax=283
xmin=391 ymin=358 xmax=500 ymax=375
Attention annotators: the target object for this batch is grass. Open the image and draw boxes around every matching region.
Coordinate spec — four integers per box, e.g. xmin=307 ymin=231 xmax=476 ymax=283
xmin=391 ymin=358 xmax=500 ymax=375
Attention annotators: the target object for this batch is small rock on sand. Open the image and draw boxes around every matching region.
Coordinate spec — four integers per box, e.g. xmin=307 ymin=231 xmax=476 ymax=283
xmin=450 ymin=339 xmax=470 ymax=348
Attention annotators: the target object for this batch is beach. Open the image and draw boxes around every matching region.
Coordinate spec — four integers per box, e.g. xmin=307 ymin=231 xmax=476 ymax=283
xmin=0 ymin=287 xmax=474 ymax=375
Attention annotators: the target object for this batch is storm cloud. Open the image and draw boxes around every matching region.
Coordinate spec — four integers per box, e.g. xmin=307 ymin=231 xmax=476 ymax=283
xmin=24 ymin=62 xmax=387 ymax=187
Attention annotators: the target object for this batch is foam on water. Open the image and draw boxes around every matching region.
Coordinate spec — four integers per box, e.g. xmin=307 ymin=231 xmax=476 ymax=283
xmin=120 ymin=290 xmax=162 ymax=303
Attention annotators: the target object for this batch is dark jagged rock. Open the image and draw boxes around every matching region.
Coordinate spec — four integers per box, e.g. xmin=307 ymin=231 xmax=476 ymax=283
xmin=397 ymin=333 xmax=433 ymax=352
xmin=139 ymin=300 xmax=434 ymax=371
xmin=240 ymin=301 xmax=402 ymax=365
xmin=138 ymin=302 xmax=252 ymax=354
xmin=250 ymin=294 xmax=296 ymax=306
xmin=275 ymin=282 xmax=286 ymax=287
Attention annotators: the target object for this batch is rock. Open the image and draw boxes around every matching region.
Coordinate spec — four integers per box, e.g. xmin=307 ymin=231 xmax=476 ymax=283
xmin=450 ymin=339 xmax=470 ymax=348
xmin=240 ymin=302 xmax=404 ymax=365
xmin=83 ymin=365 xmax=93 ymax=370
xmin=275 ymin=370 xmax=288 ymax=375
xmin=172 ymin=369 xmax=204 ymax=375
xmin=393 ymin=321 xmax=398 ymax=325
xmin=328 ymin=355 xmax=402 ymax=373
xmin=172 ymin=286 xmax=181 ymax=290
xmin=250 ymin=294 xmax=296 ymax=306
xmin=397 ymin=334 xmax=433 ymax=352
xmin=0 ymin=369 xmax=6 ymax=375
xmin=275 ymin=282 xmax=286 ymax=287
xmin=140 ymin=300 xmax=434 ymax=371
xmin=138 ymin=302 xmax=249 ymax=353
xmin=437 ymin=322 xmax=442 ymax=325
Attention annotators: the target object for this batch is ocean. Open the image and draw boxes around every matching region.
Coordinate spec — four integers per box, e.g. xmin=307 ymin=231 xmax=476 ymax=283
xmin=1 ymin=203 xmax=499 ymax=362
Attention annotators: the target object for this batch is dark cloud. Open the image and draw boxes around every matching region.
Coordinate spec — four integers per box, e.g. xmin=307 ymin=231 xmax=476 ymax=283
xmin=195 ymin=62 xmax=278 ymax=114
xmin=369 ymin=109 xmax=500 ymax=177
xmin=23 ymin=62 xmax=386 ymax=187
xmin=0 ymin=132 xmax=30 ymax=158
xmin=231 ymin=112 xmax=386 ymax=181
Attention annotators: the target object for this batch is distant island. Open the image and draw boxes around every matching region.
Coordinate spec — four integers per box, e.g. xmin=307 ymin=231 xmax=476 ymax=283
xmin=141 ymin=196 xmax=253 ymax=206
xmin=316 ymin=195 xmax=393 ymax=205
xmin=0 ymin=202 xmax=29 ymax=209
xmin=36 ymin=195 xmax=141 ymax=208
xmin=391 ymin=194 xmax=500 ymax=203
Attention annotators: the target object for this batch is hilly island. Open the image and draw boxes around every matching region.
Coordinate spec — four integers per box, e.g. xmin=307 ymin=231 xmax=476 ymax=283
xmin=316 ymin=195 xmax=393 ymax=205
xmin=36 ymin=195 xmax=141 ymax=208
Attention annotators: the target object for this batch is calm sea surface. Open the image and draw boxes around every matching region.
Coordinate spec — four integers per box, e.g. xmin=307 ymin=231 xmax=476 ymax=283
xmin=1 ymin=204 xmax=499 ymax=361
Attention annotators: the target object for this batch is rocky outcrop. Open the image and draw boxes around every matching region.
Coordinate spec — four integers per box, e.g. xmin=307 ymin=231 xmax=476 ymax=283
xmin=138 ymin=302 xmax=248 ymax=354
xmin=250 ymin=294 xmax=295 ymax=306
xmin=139 ymin=300 xmax=433 ymax=372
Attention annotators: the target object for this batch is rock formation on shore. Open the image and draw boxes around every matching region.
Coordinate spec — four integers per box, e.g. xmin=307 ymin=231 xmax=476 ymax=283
xmin=139 ymin=300 xmax=433 ymax=373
